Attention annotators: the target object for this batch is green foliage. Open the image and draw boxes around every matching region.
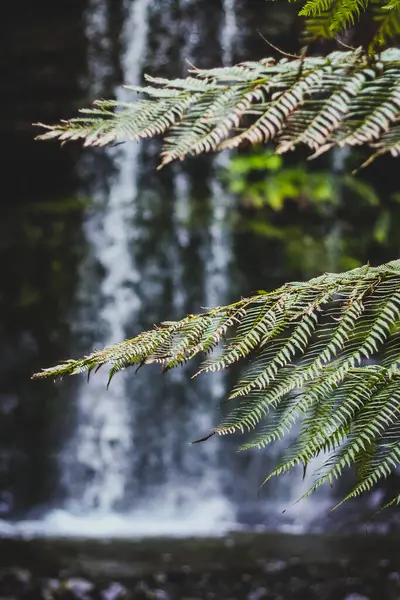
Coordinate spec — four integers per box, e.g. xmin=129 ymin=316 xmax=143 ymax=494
xmin=34 ymin=260 xmax=400 ymax=506
xmin=36 ymin=49 xmax=400 ymax=169
xmin=223 ymin=147 xmax=400 ymax=277
xmin=224 ymin=148 xmax=383 ymax=211
xmin=371 ymin=0 xmax=400 ymax=49
xmin=300 ymin=0 xmax=369 ymax=37
xmin=225 ymin=150 xmax=336 ymax=210
xmin=288 ymin=0 xmax=400 ymax=49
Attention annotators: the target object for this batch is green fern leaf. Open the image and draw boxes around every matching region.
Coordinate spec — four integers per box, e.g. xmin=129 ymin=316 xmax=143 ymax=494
xmin=35 ymin=49 xmax=400 ymax=168
xmin=300 ymin=0 xmax=370 ymax=34
xmin=382 ymin=0 xmax=400 ymax=9
xmin=370 ymin=0 xmax=400 ymax=49
xmin=33 ymin=259 xmax=400 ymax=508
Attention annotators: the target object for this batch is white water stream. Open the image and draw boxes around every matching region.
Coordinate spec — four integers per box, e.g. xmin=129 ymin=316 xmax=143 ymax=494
xmin=62 ymin=0 xmax=152 ymax=514
xmin=41 ymin=0 xmax=239 ymax=537
xmin=0 ymin=0 xmax=343 ymax=539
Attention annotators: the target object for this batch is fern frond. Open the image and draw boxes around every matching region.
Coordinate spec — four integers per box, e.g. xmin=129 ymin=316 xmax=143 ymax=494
xmin=382 ymin=0 xmax=400 ymax=9
xmin=33 ymin=260 xmax=400 ymax=506
xmin=299 ymin=0 xmax=336 ymax=16
xmin=300 ymin=0 xmax=369 ymax=34
xmin=370 ymin=0 xmax=400 ymax=49
xmin=297 ymin=0 xmax=400 ymax=49
xmin=36 ymin=49 xmax=400 ymax=167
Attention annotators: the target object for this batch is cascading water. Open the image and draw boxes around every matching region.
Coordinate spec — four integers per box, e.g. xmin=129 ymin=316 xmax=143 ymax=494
xmin=0 ymin=0 xmax=155 ymax=537
xmin=61 ymin=0 xmax=153 ymax=517
xmin=196 ymin=0 xmax=239 ymax=501
xmin=0 ymin=0 xmax=348 ymax=538
xmin=116 ymin=0 xmax=240 ymax=531
xmin=35 ymin=0 xmax=239 ymax=537
xmin=221 ymin=0 xmax=238 ymax=66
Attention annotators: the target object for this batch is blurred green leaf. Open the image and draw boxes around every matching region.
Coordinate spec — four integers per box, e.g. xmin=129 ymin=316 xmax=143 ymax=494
xmin=374 ymin=210 xmax=391 ymax=243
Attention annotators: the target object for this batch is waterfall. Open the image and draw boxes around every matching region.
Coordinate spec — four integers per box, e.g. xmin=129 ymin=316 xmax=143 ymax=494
xmin=205 ymin=0 xmax=238 ymax=309
xmin=0 ymin=0 xmax=351 ymax=539
xmin=196 ymin=0 xmax=239 ymax=492
xmin=61 ymin=0 xmax=153 ymax=514
xmin=43 ymin=0 xmax=239 ymax=536
xmin=117 ymin=0 xmax=241 ymax=531
xmin=221 ymin=0 xmax=238 ymax=66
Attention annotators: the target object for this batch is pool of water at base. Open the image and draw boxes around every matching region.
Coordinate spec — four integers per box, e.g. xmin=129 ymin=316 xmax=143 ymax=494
xmin=0 ymin=531 xmax=399 ymax=600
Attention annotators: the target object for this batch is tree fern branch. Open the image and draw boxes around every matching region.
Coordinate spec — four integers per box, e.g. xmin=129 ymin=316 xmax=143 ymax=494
xmin=33 ymin=260 xmax=400 ymax=507
xmin=35 ymin=49 xmax=400 ymax=168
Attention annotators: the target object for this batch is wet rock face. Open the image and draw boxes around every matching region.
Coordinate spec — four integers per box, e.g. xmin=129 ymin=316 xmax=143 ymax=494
xmin=0 ymin=560 xmax=399 ymax=600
